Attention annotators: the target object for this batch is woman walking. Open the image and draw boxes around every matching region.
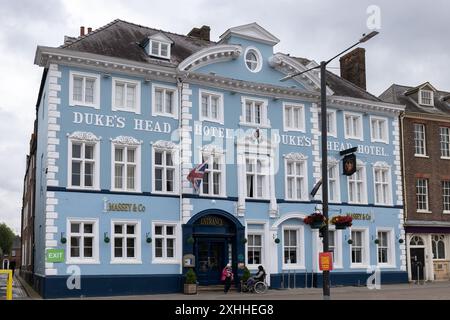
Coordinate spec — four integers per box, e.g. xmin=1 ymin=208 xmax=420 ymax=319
xmin=221 ymin=263 xmax=234 ymax=293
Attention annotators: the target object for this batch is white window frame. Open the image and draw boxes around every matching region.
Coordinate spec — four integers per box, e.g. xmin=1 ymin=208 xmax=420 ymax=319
xmin=69 ymin=71 xmax=100 ymax=109
xmin=350 ymin=227 xmax=369 ymax=268
xmin=343 ymin=111 xmax=363 ymax=141
xmin=67 ymin=137 xmax=100 ymax=190
xmin=111 ymin=142 xmax=141 ymax=192
xmin=111 ymin=77 xmax=141 ymax=114
xmin=244 ymin=46 xmax=262 ymax=73
xmin=443 ymin=180 xmax=450 ymax=214
xmin=152 ymin=221 xmax=181 ymax=264
xmin=416 ymin=178 xmax=430 ymax=212
xmin=149 ymin=39 xmax=171 ymax=59
xmin=283 ymin=102 xmax=305 ymax=132
xmin=282 ymin=225 xmax=305 ymax=270
xmin=199 ymin=89 xmax=224 ymax=124
xmin=152 ymin=144 xmax=179 ymax=195
xmin=325 ymin=227 xmax=343 ymax=269
xmin=318 ymin=109 xmax=337 ymax=137
xmin=284 ymin=158 xmax=308 ymax=201
xmin=245 ymin=154 xmax=270 ymax=200
xmin=347 ymin=163 xmax=367 ymax=204
xmin=431 ymin=234 xmax=446 ymax=260
xmin=240 ymin=96 xmax=270 ymax=128
xmin=370 ymin=116 xmax=389 ymax=144
xmin=373 ymin=164 xmax=392 ymax=205
xmin=200 ymin=150 xmax=226 ymax=197
xmin=419 ymin=89 xmax=434 ymax=106
xmin=110 ymin=219 xmax=142 ymax=264
xmin=328 ymin=161 xmax=341 ymax=203
xmin=152 ymin=83 xmax=178 ymax=119
xmin=440 ymin=127 xmax=450 ymax=159
xmin=414 ymin=123 xmax=427 ymax=157
xmin=246 ymin=230 xmax=264 ymax=269
xmin=376 ymin=228 xmax=396 ymax=268
xmin=66 ymin=218 xmax=99 ymax=264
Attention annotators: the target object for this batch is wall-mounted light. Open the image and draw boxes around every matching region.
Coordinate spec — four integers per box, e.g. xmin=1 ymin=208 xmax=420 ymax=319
xmin=146 ymin=232 xmax=152 ymax=243
xmin=104 ymin=232 xmax=110 ymax=243
xmin=60 ymin=232 xmax=67 ymax=244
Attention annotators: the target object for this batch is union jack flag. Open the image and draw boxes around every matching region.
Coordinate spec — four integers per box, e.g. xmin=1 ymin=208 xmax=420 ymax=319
xmin=187 ymin=161 xmax=208 ymax=192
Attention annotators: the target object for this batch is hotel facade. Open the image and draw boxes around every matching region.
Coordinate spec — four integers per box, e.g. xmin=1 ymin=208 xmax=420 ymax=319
xmin=26 ymin=20 xmax=407 ymax=298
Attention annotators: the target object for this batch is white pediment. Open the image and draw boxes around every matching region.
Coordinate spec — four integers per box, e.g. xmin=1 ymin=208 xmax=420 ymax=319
xmin=149 ymin=32 xmax=173 ymax=44
xmin=219 ymin=22 xmax=280 ymax=46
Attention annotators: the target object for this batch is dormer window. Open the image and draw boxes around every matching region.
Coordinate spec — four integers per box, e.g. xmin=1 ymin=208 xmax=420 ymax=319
xmin=419 ymin=90 xmax=434 ymax=106
xmin=147 ymin=32 xmax=173 ymax=60
xmin=150 ymin=40 xmax=170 ymax=59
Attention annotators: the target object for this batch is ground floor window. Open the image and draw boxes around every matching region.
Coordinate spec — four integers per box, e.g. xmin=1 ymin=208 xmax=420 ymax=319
xmin=247 ymin=233 xmax=263 ymax=266
xmin=377 ymin=230 xmax=392 ymax=265
xmin=67 ymin=219 xmax=98 ymax=263
xmin=112 ymin=220 xmax=140 ymax=263
xmin=282 ymin=226 xmax=303 ymax=268
xmin=351 ymin=229 xmax=368 ymax=266
xmin=153 ymin=224 xmax=177 ymax=261
xmin=432 ymin=235 xmax=446 ymax=260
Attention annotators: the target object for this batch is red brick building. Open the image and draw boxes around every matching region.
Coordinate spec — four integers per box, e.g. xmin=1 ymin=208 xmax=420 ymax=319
xmin=381 ymin=82 xmax=450 ymax=281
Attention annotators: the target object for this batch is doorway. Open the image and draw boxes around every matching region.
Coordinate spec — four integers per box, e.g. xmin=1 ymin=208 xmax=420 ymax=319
xmin=196 ymin=238 xmax=227 ymax=285
xmin=410 ymin=248 xmax=425 ymax=281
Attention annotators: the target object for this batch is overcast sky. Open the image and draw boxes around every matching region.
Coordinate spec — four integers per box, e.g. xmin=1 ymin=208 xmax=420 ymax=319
xmin=0 ymin=0 xmax=449 ymax=235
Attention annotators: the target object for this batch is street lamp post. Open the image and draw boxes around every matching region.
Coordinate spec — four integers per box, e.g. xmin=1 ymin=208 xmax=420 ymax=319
xmin=281 ymin=31 xmax=379 ymax=299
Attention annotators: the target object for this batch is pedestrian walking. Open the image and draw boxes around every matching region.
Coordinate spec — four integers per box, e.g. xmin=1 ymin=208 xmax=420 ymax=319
xmin=221 ymin=263 xmax=234 ymax=293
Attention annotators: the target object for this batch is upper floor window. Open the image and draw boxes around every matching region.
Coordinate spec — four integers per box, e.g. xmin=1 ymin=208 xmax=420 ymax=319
xmin=414 ymin=124 xmax=427 ymax=156
xmin=244 ymin=47 xmax=262 ymax=73
xmin=112 ymin=138 xmax=142 ymax=192
xmin=152 ymin=142 xmax=178 ymax=194
xmin=344 ymin=112 xmax=363 ymax=140
xmin=246 ymin=155 xmax=269 ymax=199
xmin=152 ymin=84 xmax=178 ymax=119
xmin=68 ymin=133 xmax=100 ymax=189
xmin=348 ymin=164 xmax=367 ymax=204
xmin=419 ymin=90 xmax=434 ymax=106
xmin=416 ymin=178 xmax=429 ymax=212
xmin=283 ymin=103 xmax=305 ymax=132
xmin=201 ymin=152 xmax=225 ymax=197
xmin=200 ymin=90 xmax=224 ymax=124
xmin=328 ymin=162 xmax=341 ymax=203
xmin=285 ymin=156 xmax=308 ymax=201
xmin=373 ymin=164 xmax=391 ymax=205
xmin=442 ymin=181 xmax=450 ymax=213
xmin=440 ymin=127 xmax=450 ymax=158
xmin=69 ymin=71 xmax=100 ymax=108
xmin=370 ymin=116 xmax=389 ymax=143
xmin=241 ymin=97 xmax=269 ymax=127
xmin=318 ymin=109 xmax=337 ymax=137
xmin=112 ymin=78 xmax=141 ymax=114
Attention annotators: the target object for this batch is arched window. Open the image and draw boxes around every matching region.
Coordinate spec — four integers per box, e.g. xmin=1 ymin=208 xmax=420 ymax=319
xmin=432 ymin=235 xmax=446 ymax=259
xmin=410 ymin=235 xmax=424 ymax=246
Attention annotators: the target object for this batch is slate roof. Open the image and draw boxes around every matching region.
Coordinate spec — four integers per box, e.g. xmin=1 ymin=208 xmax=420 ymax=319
xmin=379 ymin=83 xmax=450 ymax=115
xmin=59 ymin=19 xmax=382 ymax=103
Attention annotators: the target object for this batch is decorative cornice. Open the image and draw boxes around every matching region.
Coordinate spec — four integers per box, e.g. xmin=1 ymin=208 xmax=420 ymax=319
xmin=152 ymin=140 xmax=177 ymax=150
xmin=178 ymin=44 xmax=242 ymax=72
xmin=373 ymin=161 xmax=390 ymax=168
xmin=330 ymin=96 xmax=405 ymax=115
xmin=284 ymin=152 xmax=308 ymax=161
xmin=201 ymin=144 xmax=224 ymax=154
xmin=111 ymin=136 xmax=142 ymax=145
xmin=67 ymin=131 xmax=101 ymax=142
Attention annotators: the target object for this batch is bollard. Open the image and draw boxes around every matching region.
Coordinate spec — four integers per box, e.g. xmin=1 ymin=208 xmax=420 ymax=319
xmin=0 ymin=270 xmax=13 ymax=300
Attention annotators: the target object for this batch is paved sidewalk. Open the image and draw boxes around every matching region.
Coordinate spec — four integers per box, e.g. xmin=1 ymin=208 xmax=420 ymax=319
xmin=0 ymin=273 xmax=29 ymax=300
xmin=62 ymin=281 xmax=450 ymax=300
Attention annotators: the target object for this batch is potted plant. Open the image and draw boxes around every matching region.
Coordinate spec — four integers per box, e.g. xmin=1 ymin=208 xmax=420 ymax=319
xmin=304 ymin=212 xmax=327 ymax=229
xmin=330 ymin=215 xmax=353 ymax=229
xmin=240 ymin=266 xmax=251 ymax=292
xmin=184 ymin=268 xmax=198 ymax=295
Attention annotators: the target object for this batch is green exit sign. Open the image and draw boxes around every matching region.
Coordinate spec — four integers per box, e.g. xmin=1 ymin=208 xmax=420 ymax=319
xmin=46 ymin=249 xmax=65 ymax=263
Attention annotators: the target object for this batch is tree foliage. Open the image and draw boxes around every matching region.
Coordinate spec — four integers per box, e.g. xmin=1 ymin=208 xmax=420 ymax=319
xmin=0 ymin=223 xmax=15 ymax=256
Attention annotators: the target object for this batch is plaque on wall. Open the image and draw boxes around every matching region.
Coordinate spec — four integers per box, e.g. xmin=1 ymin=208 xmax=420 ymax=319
xmin=183 ymin=254 xmax=195 ymax=267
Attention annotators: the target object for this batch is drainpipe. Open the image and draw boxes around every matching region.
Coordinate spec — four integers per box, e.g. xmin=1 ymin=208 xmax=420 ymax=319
xmin=400 ymin=111 xmax=408 ymax=277
xmin=177 ymin=75 xmax=183 ymax=275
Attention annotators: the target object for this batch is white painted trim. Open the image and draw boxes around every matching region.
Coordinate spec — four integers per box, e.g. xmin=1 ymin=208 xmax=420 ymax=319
xmin=245 ymin=220 xmax=267 ymax=269
xmin=178 ymin=44 xmax=242 ymax=72
xmin=347 ymin=163 xmax=368 ymax=205
xmin=111 ymin=77 xmax=141 ymax=114
xmin=271 ymin=213 xmax=307 ymax=229
xmin=66 ymin=218 xmax=100 ymax=264
xmin=69 ymin=71 xmax=100 ymax=109
xmin=110 ymin=219 xmax=142 ymax=264
xmin=370 ymin=115 xmax=390 ymax=144
xmin=148 ymin=38 xmax=172 ymax=60
xmin=281 ymin=225 xmax=305 ymax=270
xmin=199 ymin=147 xmax=226 ymax=197
xmin=317 ymin=109 xmax=337 ymax=138
xmin=110 ymin=140 xmax=142 ymax=192
xmin=244 ymin=46 xmax=263 ymax=73
xmin=349 ymin=227 xmax=370 ymax=268
xmin=372 ymin=164 xmax=393 ymax=206
xmin=418 ymin=89 xmax=434 ymax=106
xmin=151 ymin=143 xmax=180 ymax=195
xmin=376 ymin=227 xmax=396 ymax=268
xmin=198 ymin=89 xmax=224 ymax=125
xmin=151 ymin=83 xmax=179 ymax=119
xmin=284 ymin=157 xmax=308 ymax=201
xmin=240 ymin=96 xmax=270 ymax=127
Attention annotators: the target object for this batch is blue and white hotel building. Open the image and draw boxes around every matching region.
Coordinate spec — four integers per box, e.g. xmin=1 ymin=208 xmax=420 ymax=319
xmin=29 ymin=20 xmax=407 ymax=298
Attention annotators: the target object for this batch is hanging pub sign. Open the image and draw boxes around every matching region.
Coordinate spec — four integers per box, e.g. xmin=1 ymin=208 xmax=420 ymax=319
xmin=342 ymin=153 xmax=357 ymax=176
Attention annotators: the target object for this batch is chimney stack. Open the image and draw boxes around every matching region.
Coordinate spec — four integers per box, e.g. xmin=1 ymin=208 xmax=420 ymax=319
xmin=80 ymin=26 xmax=85 ymax=37
xmin=339 ymin=47 xmax=366 ymax=90
xmin=187 ymin=25 xmax=211 ymax=41
xmin=88 ymin=27 xmax=92 ymax=33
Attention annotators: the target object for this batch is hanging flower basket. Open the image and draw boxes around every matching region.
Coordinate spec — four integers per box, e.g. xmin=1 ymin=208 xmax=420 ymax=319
xmin=274 ymin=238 xmax=280 ymax=244
xmin=304 ymin=212 xmax=326 ymax=229
xmin=331 ymin=215 xmax=353 ymax=230
xmin=187 ymin=236 xmax=195 ymax=245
